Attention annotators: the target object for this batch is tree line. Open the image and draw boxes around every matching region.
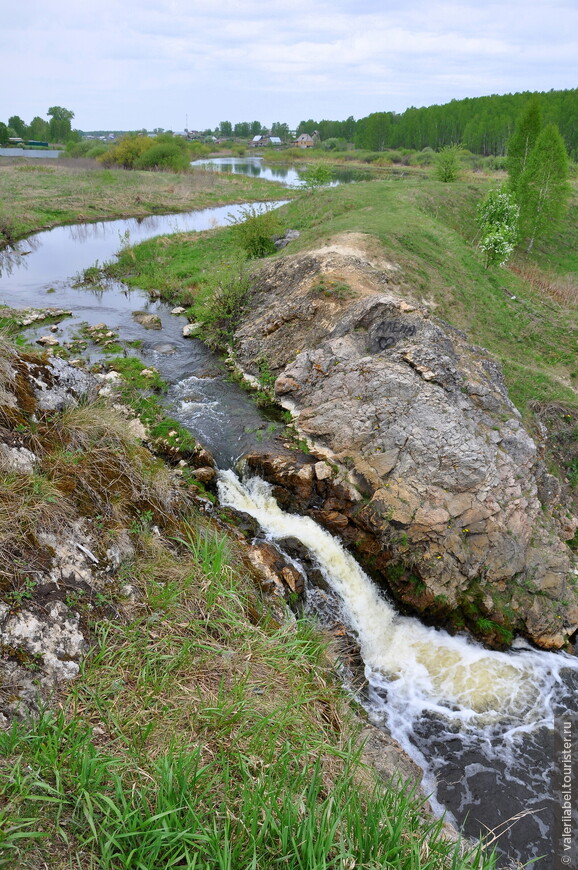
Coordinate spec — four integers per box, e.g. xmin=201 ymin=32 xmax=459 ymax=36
xmin=294 ymin=88 xmax=578 ymax=158
xmin=0 ymin=107 xmax=78 ymax=146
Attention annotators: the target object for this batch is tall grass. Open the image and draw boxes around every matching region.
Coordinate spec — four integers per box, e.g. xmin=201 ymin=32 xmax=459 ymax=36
xmin=0 ymin=712 xmax=496 ymax=870
xmin=0 ymin=517 xmax=498 ymax=869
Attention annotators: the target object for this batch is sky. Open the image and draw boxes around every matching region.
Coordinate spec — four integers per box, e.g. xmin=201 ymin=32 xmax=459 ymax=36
xmin=2 ymin=0 xmax=577 ymax=132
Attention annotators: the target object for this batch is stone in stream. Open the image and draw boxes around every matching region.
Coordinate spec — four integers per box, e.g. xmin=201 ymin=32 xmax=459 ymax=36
xmin=132 ymin=311 xmax=162 ymax=330
xmin=182 ymin=322 xmax=203 ymax=337
xmin=153 ymin=343 xmax=176 ymax=354
xmin=233 ymin=234 xmax=578 ymax=650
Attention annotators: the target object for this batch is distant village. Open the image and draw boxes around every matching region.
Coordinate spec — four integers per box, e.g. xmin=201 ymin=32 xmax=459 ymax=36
xmin=81 ymin=130 xmax=320 ymax=148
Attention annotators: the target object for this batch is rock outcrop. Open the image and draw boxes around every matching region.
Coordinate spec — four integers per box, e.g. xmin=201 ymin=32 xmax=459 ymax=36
xmin=233 ymin=236 xmax=578 ymax=649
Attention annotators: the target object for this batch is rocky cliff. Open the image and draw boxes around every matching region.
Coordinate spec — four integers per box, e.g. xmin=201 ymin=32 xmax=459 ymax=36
xmin=233 ymin=234 xmax=578 ymax=650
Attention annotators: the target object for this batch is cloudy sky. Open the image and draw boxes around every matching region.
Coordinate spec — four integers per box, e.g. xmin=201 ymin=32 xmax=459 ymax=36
xmin=2 ymin=0 xmax=577 ymax=132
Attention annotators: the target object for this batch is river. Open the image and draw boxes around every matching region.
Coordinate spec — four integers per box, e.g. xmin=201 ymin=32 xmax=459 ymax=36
xmin=0 ymin=147 xmax=61 ymax=158
xmin=0 ymin=196 xmax=576 ymax=868
xmin=190 ymin=155 xmax=371 ymax=187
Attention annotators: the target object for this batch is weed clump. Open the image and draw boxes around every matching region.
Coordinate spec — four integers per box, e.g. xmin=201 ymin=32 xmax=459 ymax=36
xmin=228 ymin=204 xmax=282 ymax=258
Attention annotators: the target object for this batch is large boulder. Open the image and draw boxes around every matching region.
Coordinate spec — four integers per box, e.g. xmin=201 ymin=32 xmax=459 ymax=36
xmin=234 ymin=237 xmax=578 ymax=649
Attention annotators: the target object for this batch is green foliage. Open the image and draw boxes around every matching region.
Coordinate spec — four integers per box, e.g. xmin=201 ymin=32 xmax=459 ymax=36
xmin=136 ymin=142 xmax=190 ymax=172
xmin=0 ymin=122 xmax=9 ymax=146
xmin=435 ymin=144 xmax=461 ymax=182
xmin=189 ymin=258 xmax=253 ymax=350
xmin=506 ymin=98 xmax=542 ymax=194
xmin=300 ymin=163 xmax=334 ymax=188
xmin=312 ymin=276 xmax=356 ymax=299
xmin=47 ymin=106 xmax=75 ymax=143
xmin=477 ymin=188 xmax=519 ymax=266
xmin=100 ymin=135 xmax=155 ymax=169
xmin=228 ymin=204 xmax=282 ymax=258
xmin=517 ymin=124 xmax=571 ymax=252
xmin=8 ymin=115 xmax=26 ymax=138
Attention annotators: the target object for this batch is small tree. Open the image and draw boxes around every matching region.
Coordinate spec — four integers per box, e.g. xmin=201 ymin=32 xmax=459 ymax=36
xmin=300 ymin=164 xmax=333 ymax=188
xmin=228 ymin=205 xmax=281 ymax=258
xmin=28 ymin=116 xmax=49 ymax=141
xmin=435 ymin=144 xmax=461 ymax=182
xmin=517 ymin=124 xmax=570 ymax=252
xmin=47 ymin=106 xmax=75 ymax=143
xmin=506 ymin=98 xmax=542 ymax=195
xmin=7 ymin=115 xmax=26 ymax=138
xmin=477 ymin=188 xmax=519 ymax=267
xmin=0 ymin=122 xmax=8 ymax=146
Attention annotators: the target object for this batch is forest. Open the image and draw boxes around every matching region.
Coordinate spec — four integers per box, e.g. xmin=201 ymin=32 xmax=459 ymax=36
xmin=296 ymin=87 xmax=578 ymax=158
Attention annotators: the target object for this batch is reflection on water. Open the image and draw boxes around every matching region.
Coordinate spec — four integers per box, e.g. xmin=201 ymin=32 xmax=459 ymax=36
xmin=0 ymin=201 xmax=286 ymax=291
xmin=0 ymin=148 xmax=61 ymax=158
xmin=0 ymin=236 xmax=41 ymax=279
xmin=191 ymin=156 xmax=371 ymax=188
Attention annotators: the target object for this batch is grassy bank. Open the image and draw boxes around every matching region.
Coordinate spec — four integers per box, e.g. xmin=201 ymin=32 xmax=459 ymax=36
xmin=0 ymin=340 xmax=495 ymax=869
xmin=100 ymin=174 xmax=578 ymax=419
xmin=0 ymin=160 xmax=291 ymax=246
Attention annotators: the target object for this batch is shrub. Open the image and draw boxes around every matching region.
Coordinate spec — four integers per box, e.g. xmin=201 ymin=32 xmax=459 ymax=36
xmin=477 ymin=187 xmax=519 ymax=267
xmin=99 ymin=135 xmax=155 ymax=169
xmin=85 ymin=144 xmax=109 ymax=160
xmin=190 ymin=259 xmax=253 ymax=349
xmin=136 ymin=143 xmax=190 ymax=172
xmin=299 ymin=164 xmax=334 ymax=188
xmin=435 ymin=144 xmax=462 ymax=182
xmin=228 ymin=205 xmax=282 ymax=258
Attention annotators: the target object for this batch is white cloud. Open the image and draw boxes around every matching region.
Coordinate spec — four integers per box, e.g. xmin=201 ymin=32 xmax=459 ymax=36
xmin=1 ymin=0 xmax=576 ymax=129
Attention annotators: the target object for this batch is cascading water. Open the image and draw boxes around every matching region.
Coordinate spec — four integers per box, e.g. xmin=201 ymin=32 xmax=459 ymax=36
xmin=217 ymin=470 xmax=578 ymax=868
xmin=1 ymin=196 xmax=576 ymax=867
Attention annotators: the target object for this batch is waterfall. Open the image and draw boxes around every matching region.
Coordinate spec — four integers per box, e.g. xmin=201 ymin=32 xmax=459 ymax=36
xmin=217 ymin=469 xmax=578 ymax=866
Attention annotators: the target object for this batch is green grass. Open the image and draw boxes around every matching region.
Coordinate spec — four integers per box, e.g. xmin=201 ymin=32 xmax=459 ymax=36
xmin=105 ymin=174 xmax=578 ymax=419
xmin=0 ymin=161 xmax=291 ymax=245
xmin=103 ymin=356 xmax=198 ymax=455
xmin=0 ymin=523 xmax=497 ymax=869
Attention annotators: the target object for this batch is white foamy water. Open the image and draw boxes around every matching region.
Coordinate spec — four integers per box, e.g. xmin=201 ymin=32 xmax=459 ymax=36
xmin=217 ymin=470 xmax=578 ymax=865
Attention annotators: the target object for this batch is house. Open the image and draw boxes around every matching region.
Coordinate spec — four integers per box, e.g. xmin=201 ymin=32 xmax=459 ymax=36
xmin=294 ymin=133 xmax=317 ymax=148
xmin=250 ymin=135 xmax=283 ymax=147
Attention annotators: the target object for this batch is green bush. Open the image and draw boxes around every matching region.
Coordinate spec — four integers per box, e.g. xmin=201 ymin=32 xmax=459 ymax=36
xmin=477 ymin=187 xmax=519 ymax=267
xmin=228 ymin=205 xmax=282 ymax=258
xmin=86 ymin=144 xmax=109 ymax=160
xmin=435 ymin=144 xmax=462 ymax=182
xmin=136 ymin=143 xmax=190 ymax=172
xmin=189 ymin=259 xmax=253 ymax=349
xmin=99 ymin=135 xmax=155 ymax=169
xmin=299 ymin=164 xmax=334 ymax=188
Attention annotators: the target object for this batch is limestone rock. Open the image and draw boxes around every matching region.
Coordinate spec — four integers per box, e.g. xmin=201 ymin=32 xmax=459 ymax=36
xmin=183 ymin=322 xmax=203 ymax=337
xmin=0 ymin=444 xmax=38 ymax=474
xmin=132 ymin=311 xmax=162 ymax=330
xmin=233 ymin=241 xmax=578 ymax=649
xmin=26 ymin=355 xmax=96 ymax=411
xmin=191 ymin=466 xmax=217 ymax=485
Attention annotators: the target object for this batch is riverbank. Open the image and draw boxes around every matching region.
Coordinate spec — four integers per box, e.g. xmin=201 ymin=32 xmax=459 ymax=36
xmin=103 ymin=175 xmax=578 ymax=418
xmin=1 ymin=169 xmax=572 ymax=870
xmin=0 ymin=160 xmax=291 ymax=246
xmin=0 ymin=340 xmax=496 ymax=870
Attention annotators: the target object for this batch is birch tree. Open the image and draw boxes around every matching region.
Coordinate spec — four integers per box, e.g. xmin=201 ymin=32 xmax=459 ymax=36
xmin=517 ymin=124 xmax=570 ymax=252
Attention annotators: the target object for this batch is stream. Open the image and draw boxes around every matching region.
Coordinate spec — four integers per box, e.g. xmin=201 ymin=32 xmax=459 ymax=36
xmin=190 ymin=155 xmax=372 ymax=187
xmin=1 ymin=196 xmax=577 ymax=868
